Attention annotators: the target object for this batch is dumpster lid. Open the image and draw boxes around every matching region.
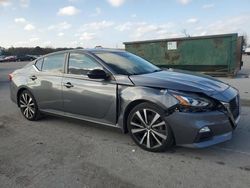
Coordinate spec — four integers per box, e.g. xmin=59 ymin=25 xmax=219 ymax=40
xmin=123 ymin=33 xmax=238 ymax=45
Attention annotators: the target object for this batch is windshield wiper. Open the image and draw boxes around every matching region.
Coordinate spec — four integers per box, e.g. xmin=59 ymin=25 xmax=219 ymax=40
xmin=129 ymin=69 xmax=162 ymax=76
xmin=152 ymin=69 xmax=162 ymax=73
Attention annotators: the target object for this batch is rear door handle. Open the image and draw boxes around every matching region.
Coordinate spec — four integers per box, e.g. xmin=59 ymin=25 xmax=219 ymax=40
xmin=63 ymin=82 xmax=74 ymax=88
xmin=29 ymin=75 xmax=37 ymax=80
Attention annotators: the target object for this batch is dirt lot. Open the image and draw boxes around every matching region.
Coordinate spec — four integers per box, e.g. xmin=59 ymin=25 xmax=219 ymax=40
xmin=0 ymin=60 xmax=250 ymax=188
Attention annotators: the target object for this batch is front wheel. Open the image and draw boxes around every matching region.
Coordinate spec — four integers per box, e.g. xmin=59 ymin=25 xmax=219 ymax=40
xmin=127 ymin=102 xmax=174 ymax=152
xmin=19 ymin=90 xmax=41 ymax=121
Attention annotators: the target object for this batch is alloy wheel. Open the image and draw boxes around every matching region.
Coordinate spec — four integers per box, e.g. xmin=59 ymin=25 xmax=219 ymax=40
xmin=19 ymin=92 xmax=36 ymax=119
xmin=130 ymin=108 xmax=168 ymax=149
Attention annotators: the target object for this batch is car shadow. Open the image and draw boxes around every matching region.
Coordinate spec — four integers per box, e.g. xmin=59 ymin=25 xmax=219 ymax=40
xmin=33 ymin=106 xmax=250 ymax=167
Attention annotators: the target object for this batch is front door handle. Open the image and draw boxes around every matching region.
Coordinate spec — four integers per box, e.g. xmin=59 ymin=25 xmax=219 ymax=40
xmin=63 ymin=82 xmax=74 ymax=88
xmin=29 ymin=75 xmax=37 ymax=80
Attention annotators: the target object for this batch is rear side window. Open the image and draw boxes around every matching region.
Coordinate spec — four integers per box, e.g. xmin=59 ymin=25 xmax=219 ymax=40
xmin=42 ymin=53 xmax=66 ymax=73
xmin=68 ymin=53 xmax=102 ymax=75
xmin=35 ymin=58 xmax=43 ymax=71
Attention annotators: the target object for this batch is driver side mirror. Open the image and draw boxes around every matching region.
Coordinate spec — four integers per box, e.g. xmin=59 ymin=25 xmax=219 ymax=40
xmin=87 ymin=69 xmax=109 ymax=79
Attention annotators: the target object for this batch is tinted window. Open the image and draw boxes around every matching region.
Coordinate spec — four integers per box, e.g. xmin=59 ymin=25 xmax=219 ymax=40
xmin=35 ymin=58 xmax=43 ymax=71
xmin=94 ymin=51 xmax=161 ymax=75
xmin=68 ymin=53 xmax=102 ymax=75
xmin=42 ymin=53 xmax=66 ymax=73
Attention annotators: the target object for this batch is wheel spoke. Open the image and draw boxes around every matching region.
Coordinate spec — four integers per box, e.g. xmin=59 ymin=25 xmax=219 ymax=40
xmin=29 ymin=102 xmax=35 ymax=107
xmin=24 ymin=93 xmax=29 ymax=103
xmin=24 ymin=108 xmax=28 ymax=117
xmin=22 ymin=94 xmax=27 ymax=104
xmin=131 ymin=122 xmax=144 ymax=128
xmin=150 ymin=113 xmax=160 ymax=126
xmin=27 ymin=108 xmax=31 ymax=118
xmin=25 ymin=93 xmax=28 ymax=103
xmin=143 ymin=109 xmax=148 ymax=124
xmin=151 ymin=129 xmax=167 ymax=140
xmin=151 ymin=132 xmax=162 ymax=146
xmin=20 ymin=104 xmax=27 ymax=108
xmin=146 ymin=131 xmax=150 ymax=148
xmin=131 ymin=128 xmax=146 ymax=134
xmin=140 ymin=132 xmax=147 ymax=144
xmin=20 ymin=100 xmax=26 ymax=105
xmin=152 ymin=121 xmax=165 ymax=128
xmin=136 ymin=111 xmax=146 ymax=125
xmin=152 ymin=128 xmax=166 ymax=134
xmin=28 ymin=97 xmax=33 ymax=104
xmin=29 ymin=107 xmax=34 ymax=114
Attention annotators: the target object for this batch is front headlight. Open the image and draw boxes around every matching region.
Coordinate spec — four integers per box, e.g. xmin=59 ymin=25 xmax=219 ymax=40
xmin=173 ymin=95 xmax=209 ymax=107
xmin=169 ymin=90 xmax=215 ymax=112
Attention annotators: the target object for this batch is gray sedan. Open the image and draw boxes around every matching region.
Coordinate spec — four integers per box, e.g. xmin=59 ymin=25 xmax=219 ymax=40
xmin=9 ymin=49 xmax=240 ymax=152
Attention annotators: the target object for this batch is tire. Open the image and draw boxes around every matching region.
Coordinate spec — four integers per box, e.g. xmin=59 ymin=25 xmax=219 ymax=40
xmin=127 ymin=102 xmax=174 ymax=152
xmin=19 ymin=90 xmax=41 ymax=121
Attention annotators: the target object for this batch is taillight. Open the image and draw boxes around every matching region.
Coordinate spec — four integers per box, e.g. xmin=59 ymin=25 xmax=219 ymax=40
xmin=8 ymin=73 xmax=13 ymax=81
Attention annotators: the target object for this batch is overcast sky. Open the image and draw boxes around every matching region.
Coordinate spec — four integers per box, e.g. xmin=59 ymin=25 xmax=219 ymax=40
xmin=0 ymin=0 xmax=249 ymax=48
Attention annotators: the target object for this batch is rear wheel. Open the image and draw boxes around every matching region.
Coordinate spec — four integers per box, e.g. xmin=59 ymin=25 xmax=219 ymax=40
xmin=127 ymin=102 xmax=174 ymax=152
xmin=19 ymin=90 xmax=41 ymax=121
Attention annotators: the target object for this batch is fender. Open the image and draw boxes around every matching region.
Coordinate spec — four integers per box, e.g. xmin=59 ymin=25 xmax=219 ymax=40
xmin=117 ymin=85 xmax=178 ymax=132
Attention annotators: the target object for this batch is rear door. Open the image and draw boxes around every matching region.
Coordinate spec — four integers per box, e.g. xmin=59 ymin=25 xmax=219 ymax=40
xmin=30 ymin=53 xmax=66 ymax=112
xmin=62 ymin=52 xmax=117 ymax=125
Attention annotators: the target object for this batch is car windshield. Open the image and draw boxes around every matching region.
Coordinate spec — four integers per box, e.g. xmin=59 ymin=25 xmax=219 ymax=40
xmin=94 ymin=51 xmax=161 ymax=75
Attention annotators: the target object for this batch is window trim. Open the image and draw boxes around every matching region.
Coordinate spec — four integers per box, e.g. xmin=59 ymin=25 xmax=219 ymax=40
xmin=33 ymin=64 xmax=40 ymax=72
xmin=34 ymin=58 xmax=44 ymax=71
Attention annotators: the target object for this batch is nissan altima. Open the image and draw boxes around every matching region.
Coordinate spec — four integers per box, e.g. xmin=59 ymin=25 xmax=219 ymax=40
xmin=9 ymin=49 xmax=240 ymax=152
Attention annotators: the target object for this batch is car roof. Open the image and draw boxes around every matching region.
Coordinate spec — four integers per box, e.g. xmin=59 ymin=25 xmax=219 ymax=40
xmin=86 ymin=48 xmax=125 ymax=53
xmin=42 ymin=48 xmax=126 ymax=57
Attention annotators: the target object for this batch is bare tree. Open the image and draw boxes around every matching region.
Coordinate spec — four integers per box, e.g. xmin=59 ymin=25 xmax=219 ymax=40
xmin=181 ymin=29 xmax=191 ymax=37
xmin=242 ymin=33 xmax=248 ymax=48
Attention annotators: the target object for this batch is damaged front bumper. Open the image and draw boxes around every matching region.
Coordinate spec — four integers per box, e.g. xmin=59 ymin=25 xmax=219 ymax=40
xmin=165 ymin=92 xmax=240 ymax=148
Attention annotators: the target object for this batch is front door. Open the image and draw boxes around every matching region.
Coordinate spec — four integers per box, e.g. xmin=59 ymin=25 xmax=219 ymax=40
xmin=62 ymin=52 xmax=117 ymax=125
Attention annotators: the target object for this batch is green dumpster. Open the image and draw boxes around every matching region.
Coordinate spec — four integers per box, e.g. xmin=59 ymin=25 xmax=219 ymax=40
xmin=124 ymin=33 xmax=243 ymax=77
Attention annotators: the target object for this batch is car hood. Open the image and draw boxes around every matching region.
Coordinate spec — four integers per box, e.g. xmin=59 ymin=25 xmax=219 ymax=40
xmin=129 ymin=69 xmax=229 ymax=96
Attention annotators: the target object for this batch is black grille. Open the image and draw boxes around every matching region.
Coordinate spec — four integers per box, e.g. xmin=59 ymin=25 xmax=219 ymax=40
xmin=229 ymin=95 xmax=239 ymax=119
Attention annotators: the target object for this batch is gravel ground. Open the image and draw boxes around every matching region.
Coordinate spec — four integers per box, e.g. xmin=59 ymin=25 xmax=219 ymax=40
xmin=0 ymin=61 xmax=250 ymax=188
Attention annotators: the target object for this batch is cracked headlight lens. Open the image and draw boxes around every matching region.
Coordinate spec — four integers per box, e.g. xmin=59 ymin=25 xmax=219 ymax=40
xmin=169 ymin=91 xmax=215 ymax=112
xmin=173 ymin=95 xmax=209 ymax=107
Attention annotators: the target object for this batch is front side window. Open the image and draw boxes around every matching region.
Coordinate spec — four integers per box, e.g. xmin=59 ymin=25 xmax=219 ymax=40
xmin=68 ymin=53 xmax=102 ymax=75
xmin=42 ymin=53 xmax=66 ymax=73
